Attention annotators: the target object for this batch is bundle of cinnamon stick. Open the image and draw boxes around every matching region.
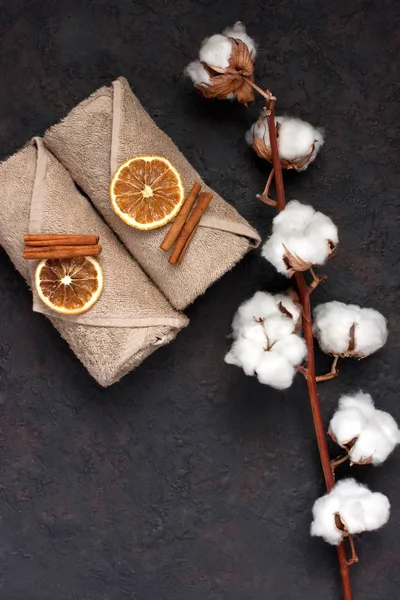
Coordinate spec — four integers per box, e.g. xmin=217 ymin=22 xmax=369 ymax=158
xmin=160 ymin=183 xmax=213 ymax=264
xmin=23 ymin=234 xmax=101 ymax=259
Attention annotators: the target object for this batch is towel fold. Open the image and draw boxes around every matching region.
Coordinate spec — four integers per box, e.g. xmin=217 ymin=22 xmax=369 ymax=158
xmin=0 ymin=138 xmax=188 ymax=386
xmin=44 ymin=76 xmax=260 ymax=310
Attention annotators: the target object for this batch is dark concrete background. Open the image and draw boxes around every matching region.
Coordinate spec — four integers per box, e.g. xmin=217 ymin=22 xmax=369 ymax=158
xmin=0 ymin=1 xmax=399 ymax=598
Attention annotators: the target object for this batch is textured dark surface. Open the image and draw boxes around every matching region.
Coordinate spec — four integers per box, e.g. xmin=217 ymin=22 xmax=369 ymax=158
xmin=0 ymin=1 xmax=399 ymax=598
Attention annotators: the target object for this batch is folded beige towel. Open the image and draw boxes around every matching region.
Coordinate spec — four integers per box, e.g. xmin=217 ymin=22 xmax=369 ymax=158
xmin=0 ymin=138 xmax=188 ymax=386
xmin=44 ymin=77 xmax=260 ymax=310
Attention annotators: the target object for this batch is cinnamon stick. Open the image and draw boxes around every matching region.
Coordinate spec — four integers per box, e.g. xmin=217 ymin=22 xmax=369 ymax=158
xmin=160 ymin=183 xmax=201 ymax=251
xmin=169 ymin=191 xmax=213 ymax=265
xmin=23 ymin=244 xmax=101 ymax=260
xmin=176 ymin=224 xmax=199 ymax=265
xmin=24 ymin=234 xmax=99 ymax=246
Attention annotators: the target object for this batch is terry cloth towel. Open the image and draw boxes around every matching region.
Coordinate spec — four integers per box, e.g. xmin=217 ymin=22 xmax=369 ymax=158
xmin=0 ymin=138 xmax=188 ymax=386
xmin=44 ymin=76 xmax=261 ymax=310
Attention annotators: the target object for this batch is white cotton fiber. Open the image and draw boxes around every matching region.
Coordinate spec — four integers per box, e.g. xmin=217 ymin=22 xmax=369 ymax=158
xmin=247 ymin=115 xmax=324 ymax=170
xmin=330 ymin=391 xmax=400 ymax=465
xmin=199 ymin=34 xmax=233 ymax=70
xmin=231 ymin=290 xmax=300 ymax=338
xmin=350 ymin=308 xmax=388 ymax=357
xmin=339 ymin=391 xmax=376 ymax=417
xmin=311 ymin=478 xmax=390 ymax=545
xmin=222 ymin=21 xmax=257 ymax=57
xmin=313 ymin=301 xmax=388 ymax=357
xmin=273 ymin=335 xmax=307 ymax=366
xmin=225 ymin=291 xmax=306 ymax=390
xmin=275 ymin=116 xmax=324 ymax=168
xmin=263 ymin=315 xmax=296 ymax=345
xmin=225 ymin=337 xmax=265 ymax=376
xmin=261 ymin=200 xmax=338 ymax=276
xmin=255 ymin=352 xmax=296 ymax=389
xmin=272 ymin=200 xmax=316 ymax=233
xmin=310 ymin=490 xmax=344 ymax=545
xmin=335 ymin=480 xmax=390 ymax=535
xmin=185 ymin=61 xmax=212 ymax=86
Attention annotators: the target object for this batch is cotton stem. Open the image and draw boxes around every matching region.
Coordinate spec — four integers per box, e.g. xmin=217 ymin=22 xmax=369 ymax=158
xmin=262 ymin=99 xmax=354 ymax=600
xmin=331 ymin=453 xmax=350 ymax=471
xmin=316 ymin=355 xmax=340 ymax=383
xmin=308 ymin=266 xmax=327 ymax=293
xmin=346 ymin=535 xmax=359 ymax=566
xmin=246 ymin=79 xmax=274 ymax=105
xmin=256 ymin=168 xmax=276 ymax=205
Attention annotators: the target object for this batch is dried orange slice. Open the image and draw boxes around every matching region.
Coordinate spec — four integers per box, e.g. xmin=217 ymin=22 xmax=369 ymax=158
xmin=35 ymin=256 xmax=104 ymax=315
xmin=110 ymin=156 xmax=185 ymax=230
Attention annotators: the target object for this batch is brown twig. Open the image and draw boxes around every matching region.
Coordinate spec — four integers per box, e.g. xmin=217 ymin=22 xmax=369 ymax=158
xmin=263 ymin=103 xmax=354 ymax=600
xmin=346 ymin=534 xmax=359 ymax=566
xmin=246 ymin=79 xmax=274 ymax=104
xmin=316 ymin=355 xmax=340 ymax=383
xmin=331 ymin=453 xmax=350 ymax=471
xmin=256 ymin=168 xmax=276 ymax=205
xmin=308 ymin=266 xmax=327 ymax=292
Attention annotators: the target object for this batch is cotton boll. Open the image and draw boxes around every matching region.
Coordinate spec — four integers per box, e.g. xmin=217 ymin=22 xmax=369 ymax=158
xmin=313 ymin=301 xmax=361 ymax=355
xmin=223 ymin=22 xmax=257 ymax=57
xmin=262 ymin=201 xmax=337 ymax=276
xmin=226 ymin=290 xmax=306 ymax=389
xmin=331 ymin=391 xmax=400 ymax=465
xmin=313 ymin=302 xmax=387 ymax=357
xmin=224 ymin=336 xmax=265 ymax=376
xmin=349 ymin=409 xmax=400 ymax=466
xmin=185 ymin=61 xmax=213 ymax=86
xmin=311 ymin=479 xmax=390 ymax=545
xmin=248 ymin=116 xmax=324 ymax=169
xmin=199 ymin=34 xmax=233 ymax=70
xmin=256 ymin=352 xmax=295 ymax=389
xmin=352 ymin=309 xmax=388 ymax=356
xmin=273 ymin=334 xmax=307 ymax=366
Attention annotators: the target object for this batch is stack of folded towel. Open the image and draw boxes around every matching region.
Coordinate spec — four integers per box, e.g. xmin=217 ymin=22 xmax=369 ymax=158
xmin=0 ymin=77 xmax=260 ymax=386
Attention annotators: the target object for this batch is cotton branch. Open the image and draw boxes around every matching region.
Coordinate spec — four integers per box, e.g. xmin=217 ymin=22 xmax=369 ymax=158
xmin=259 ymin=91 xmax=355 ymax=600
